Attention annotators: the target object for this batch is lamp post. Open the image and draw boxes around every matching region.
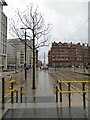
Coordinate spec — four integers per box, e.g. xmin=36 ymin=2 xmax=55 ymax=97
xmin=10 ymin=43 xmax=17 ymax=74
xmin=82 ymin=43 xmax=85 ymax=73
xmin=55 ymin=55 xmax=56 ymax=71
xmin=20 ymin=28 xmax=29 ymax=82
xmin=20 ymin=27 xmax=36 ymax=89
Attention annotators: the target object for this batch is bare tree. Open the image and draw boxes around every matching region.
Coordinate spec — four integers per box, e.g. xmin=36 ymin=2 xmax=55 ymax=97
xmin=10 ymin=3 xmax=52 ymax=89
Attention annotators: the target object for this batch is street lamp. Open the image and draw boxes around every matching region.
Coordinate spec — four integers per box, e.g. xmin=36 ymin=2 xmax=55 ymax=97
xmin=55 ymin=55 xmax=56 ymax=71
xmin=20 ymin=27 xmax=36 ymax=89
xmin=82 ymin=43 xmax=88 ymax=73
xmin=10 ymin=43 xmax=17 ymax=73
xmin=20 ymin=27 xmax=30 ymax=82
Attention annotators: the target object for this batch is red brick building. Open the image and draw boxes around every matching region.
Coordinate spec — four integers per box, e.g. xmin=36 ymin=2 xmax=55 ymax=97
xmin=48 ymin=42 xmax=90 ymax=67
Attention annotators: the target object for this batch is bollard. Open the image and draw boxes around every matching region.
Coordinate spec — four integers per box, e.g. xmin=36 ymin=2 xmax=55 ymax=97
xmin=20 ymin=87 xmax=23 ymax=103
xmin=2 ymin=78 xmax=5 ymax=109
xmin=16 ymin=91 xmax=18 ymax=103
xmin=59 ymin=82 xmax=62 ymax=102
xmin=11 ymin=82 xmax=14 ymax=104
xmin=82 ymin=82 xmax=86 ymax=108
xmin=68 ymin=82 xmax=71 ymax=107
xmin=56 ymin=86 xmax=58 ymax=102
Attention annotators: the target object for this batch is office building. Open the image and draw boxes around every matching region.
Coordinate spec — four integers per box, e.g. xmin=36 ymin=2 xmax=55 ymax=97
xmin=7 ymin=38 xmax=33 ymax=70
xmin=0 ymin=0 xmax=7 ymax=70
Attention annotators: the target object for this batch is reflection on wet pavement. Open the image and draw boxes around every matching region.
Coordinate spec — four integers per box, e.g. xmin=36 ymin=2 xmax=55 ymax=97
xmin=2 ymin=107 xmax=89 ymax=119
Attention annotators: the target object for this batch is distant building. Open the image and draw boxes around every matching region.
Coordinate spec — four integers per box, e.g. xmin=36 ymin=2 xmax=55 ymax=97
xmin=0 ymin=0 xmax=7 ymax=70
xmin=7 ymin=38 xmax=33 ymax=70
xmin=38 ymin=60 xmax=42 ymax=68
xmin=48 ymin=41 xmax=90 ymax=67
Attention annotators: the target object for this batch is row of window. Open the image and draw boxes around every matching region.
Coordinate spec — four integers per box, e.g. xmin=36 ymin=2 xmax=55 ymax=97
xmin=52 ymin=58 xmax=83 ymax=61
xmin=1 ymin=23 xmax=7 ymax=35
xmin=0 ymin=42 xmax=6 ymax=54
xmin=1 ymin=12 xmax=7 ymax=25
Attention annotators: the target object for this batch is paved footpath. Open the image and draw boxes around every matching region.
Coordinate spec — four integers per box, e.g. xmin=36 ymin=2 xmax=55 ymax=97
xmin=0 ymin=69 xmax=90 ymax=119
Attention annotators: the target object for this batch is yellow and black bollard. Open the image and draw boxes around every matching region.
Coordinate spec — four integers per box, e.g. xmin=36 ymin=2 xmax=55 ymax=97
xmin=20 ymin=87 xmax=23 ymax=103
xmin=56 ymin=86 xmax=58 ymax=102
xmin=82 ymin=82 xmax=86 ymax=108
xmin=2 ymin=78 xmax=5 ymax=109
xmin=16 ymin=90 xmax=18 ymax=103
xmin=68 ymin=82 xmax=71 ymax=107
xmin=59 ymin=82 xmax=62 ymax=102
xmin=11 ymin=82 xmax=14 ymax=104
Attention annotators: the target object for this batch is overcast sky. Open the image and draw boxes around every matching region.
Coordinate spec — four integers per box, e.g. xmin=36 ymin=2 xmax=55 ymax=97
xmin=4 ymin=0 xmax=89 ymax=63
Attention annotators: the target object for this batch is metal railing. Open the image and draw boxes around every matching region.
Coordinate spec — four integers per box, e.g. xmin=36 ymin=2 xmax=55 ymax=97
xmin=0 ymin=78 xmax=26 ymax=109
xmin=54 ymin=79 xmax=90 ymax=108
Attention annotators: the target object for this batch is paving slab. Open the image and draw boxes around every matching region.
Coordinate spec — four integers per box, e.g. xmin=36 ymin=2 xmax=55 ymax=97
xmin=1 ymin=107 xmax=89 ymax=119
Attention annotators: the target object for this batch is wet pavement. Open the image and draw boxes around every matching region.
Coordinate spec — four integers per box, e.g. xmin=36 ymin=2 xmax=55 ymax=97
xmin=2 ymin=107 xmax=89 ymax=119
xmin=0 ymin=69 xmax=90 ymax=119
xmin=71 ymin=67 xmax=90 ymax=75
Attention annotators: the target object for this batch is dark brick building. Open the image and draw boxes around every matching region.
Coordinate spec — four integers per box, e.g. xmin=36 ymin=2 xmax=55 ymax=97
xmin=48 ymin=42 xmax=90 ymax=67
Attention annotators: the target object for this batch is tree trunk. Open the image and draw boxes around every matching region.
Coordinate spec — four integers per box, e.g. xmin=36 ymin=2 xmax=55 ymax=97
xmin=32 ymin=37 xmax=36 ymax=89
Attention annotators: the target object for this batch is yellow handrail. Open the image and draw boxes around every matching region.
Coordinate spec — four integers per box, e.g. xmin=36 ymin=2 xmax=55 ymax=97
xmin=54 ymin=79 xmax=90 ymax=94
xmin=57 ymin=87 xmax=90 ymax=94
xmin=5 ymin=93 xmax=17 ymax=106
xmin=57 ymin=79 xmax=90 ymax=83
xmin=4 ymin=88 xmax=16 ymax=97
xmin=55 ymin=79 xmax=90 ymax=106
xmin=5 ymin=98 xmax=12 ymax=105
xmin=0 ymin=78 xmax=27 ymax=109
xmin=0 ymin=89 xmax=15 ymax=102
xmin=5 ymin=80 xmax=24 ymax=88
xmin=4 ymin=92 xmax=11 ymax=98
xmin=14 ymin=88 xmax=26 ymax=95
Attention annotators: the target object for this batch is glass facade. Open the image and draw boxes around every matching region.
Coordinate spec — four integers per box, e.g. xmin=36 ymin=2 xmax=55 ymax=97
xmin=0 ymin=0 xmax=7 ymax=70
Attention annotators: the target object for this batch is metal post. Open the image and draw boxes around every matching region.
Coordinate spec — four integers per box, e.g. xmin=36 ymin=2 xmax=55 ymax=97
xmin=20 ymin=87 xmax=23 ymax=103
xmin=16 ymin=91 xmax=18 ymax=103
xmin=59 ymin=82 xmax=62 ymax=102
xmin=2 ymin=78 xmax=5 ymax=109
xmin=15 ymin=44 xmax=17 ymax=74
xmin=32 ymin=31 xmax=36 ymax=89
xmin=82 ymin=82 xmax=86 ymax=108
xmin=25 ymin=30 xmax=27 ymax=82
xmin=11 ymin=82 xmax=14 ymax=104
xmin=56 ymin=86 xmax=58 ymax=102
xmin=68 ymin=82 xmax=71 ymax=107
xmin=20 ymin=27 xmax=31 ymax=82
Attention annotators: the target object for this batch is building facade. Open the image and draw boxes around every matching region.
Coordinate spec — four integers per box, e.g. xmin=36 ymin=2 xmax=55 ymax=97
xmin=0 ymin=0 xmax=7 ymax=70
xmin=48 ymin=42 xmax=90 ymax=68
xmin=7 ymin=38 xmax=33 ymax=70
